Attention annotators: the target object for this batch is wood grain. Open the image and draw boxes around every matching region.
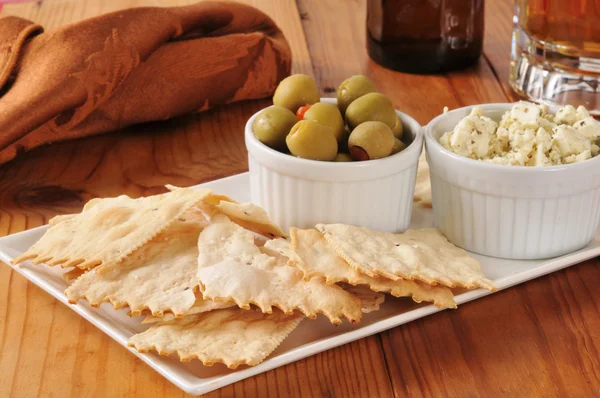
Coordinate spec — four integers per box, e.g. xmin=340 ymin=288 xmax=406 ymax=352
xmin=381 ymin=259 xmax=600 ymax=398
xmin=1 ymin=0 xmax=599 ymax=397
xmin=483 ymin=0 xmax=520 ymax=102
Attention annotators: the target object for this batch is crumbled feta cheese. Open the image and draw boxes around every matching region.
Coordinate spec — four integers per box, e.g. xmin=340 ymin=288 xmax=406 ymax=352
xmin=509 ymin=101 xmax=540 ymax=129
xmin=577 ymin=106 xmax=591 ymax=120
xmin=574 ymin=117 xmax=600 ymax=140
xmin=555 ymin=105 xmax=578 ymax=125
xmin=533 ymin=128 xmax=553 ymax=166
xmin=554 ymin=105 xmax=589 ymax=125
xmin=439 ymin=106 xmax=498 ymax=159
xmin=552 ymin=125 xmax=591 ymax=157
xmin=440 ymin=102 xmax=598 ymax=166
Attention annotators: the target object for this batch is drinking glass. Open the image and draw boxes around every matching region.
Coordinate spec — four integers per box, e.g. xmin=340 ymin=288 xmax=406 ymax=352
xmin=510 ymin=0 xmax=600 ymax=114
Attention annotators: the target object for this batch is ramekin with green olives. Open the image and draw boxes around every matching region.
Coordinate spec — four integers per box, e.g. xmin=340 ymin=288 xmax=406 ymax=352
xmin=245 ymin=97 xmax=424 ymax=232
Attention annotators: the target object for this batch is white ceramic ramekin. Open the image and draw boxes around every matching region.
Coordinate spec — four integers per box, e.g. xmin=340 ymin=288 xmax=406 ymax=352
xmin=425 ymin=103 xmax=600 ymax=260
xmin=245 ymin=98 xmax=423 ymax=232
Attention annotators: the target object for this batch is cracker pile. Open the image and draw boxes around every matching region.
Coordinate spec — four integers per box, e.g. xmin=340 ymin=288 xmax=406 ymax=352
xmin=12 ymin=185 xmax=495 ymax=369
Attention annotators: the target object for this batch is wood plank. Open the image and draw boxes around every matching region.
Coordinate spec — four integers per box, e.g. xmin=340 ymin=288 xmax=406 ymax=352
xmin=483 ymin=0 xmax=519 ymax=101
xmin=381 ymin=259 xmax=600 ymax=397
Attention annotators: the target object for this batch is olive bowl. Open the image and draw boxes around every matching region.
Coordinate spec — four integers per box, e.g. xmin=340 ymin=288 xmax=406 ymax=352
xmin=245 ymin=98 xmax=423 ymax=232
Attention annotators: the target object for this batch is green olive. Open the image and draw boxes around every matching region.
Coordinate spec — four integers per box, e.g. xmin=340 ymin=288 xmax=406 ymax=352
xmin=391 ymin=137 xmax=406 ymax=155
xmin=345 ymin=93 xmax=397 ymax=130
xmin=337 ymin=75 xmax=378 ymax=116
xmin=334 ymin=153 xmax=353 ymax=162
xmin=303 ymin=102 xmax=345 ymax=141
xmin=273 ymin=74 xmax=320 ymax=112
xmin=348 ymin=121 xmax=394 ymax=161
xmin=252 ymin=107 xmax=299 ymax=149
xmin=392 ymin=117 xmax=404 ymax=139
xmin=286 ymin=120 xmax=338 ymax=161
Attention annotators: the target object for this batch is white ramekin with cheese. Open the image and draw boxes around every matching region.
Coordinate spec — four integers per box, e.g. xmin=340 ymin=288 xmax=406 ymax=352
xmin=425 ymin=102 xmax=600 ymax=260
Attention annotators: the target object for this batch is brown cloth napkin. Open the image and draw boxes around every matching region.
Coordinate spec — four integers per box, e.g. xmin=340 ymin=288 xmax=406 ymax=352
xmin=0 ymin=1 xmax=291 ymax=164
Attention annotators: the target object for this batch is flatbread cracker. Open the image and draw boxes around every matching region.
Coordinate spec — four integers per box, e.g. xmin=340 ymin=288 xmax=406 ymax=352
xmin=316 ymin=224 xmax=495 ymax=290
xmin=65 ymin=215 xmax=206 ymax=317
xmin=184 ymin=188 xmax=285 ymax=238
xmin=48 ymin=213 xmax=77 ymax=226
xmin=142 ymin=299 xmax=236 ymax=324
xmin=63 ymin=267 xmax=87 ymax=281
xmin=341 ymin=284 xmax=385 ymax=313
xmin=263 ymin=237 xmax=293 ymax=258
xmin=166 ymin=185 xmax=238 ymax=210
xmin=128 ymin=307 xmax=303 ymax=368
xmin=289 ymin=228 xmax=456 ymax=309
xmin=414 ymin=151 xmax=432 ymax=208
xmin=13 ymin=187 xmax=211 ymax=273
xmin=203 ymin=193 xmax=238 ymax=207
xmin=197 ymin=216 xmax=362 ymax=324
xmin=216 ymin=201 xmax=286 ymax=238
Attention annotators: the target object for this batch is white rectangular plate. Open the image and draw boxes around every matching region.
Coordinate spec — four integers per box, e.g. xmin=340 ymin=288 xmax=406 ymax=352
xmin=1 ymin=172 xmax=599 ymax=395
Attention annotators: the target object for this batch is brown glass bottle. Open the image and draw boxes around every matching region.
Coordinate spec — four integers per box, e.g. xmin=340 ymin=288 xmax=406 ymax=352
xmin=367 ymin=0 xmax=484 ymax=74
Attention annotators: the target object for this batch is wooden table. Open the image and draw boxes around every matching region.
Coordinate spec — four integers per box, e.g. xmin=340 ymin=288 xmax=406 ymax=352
xmin=1 ymin=0 xmax=599 ymax=396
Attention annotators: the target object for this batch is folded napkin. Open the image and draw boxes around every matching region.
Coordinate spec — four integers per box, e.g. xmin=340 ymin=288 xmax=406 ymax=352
xmin=0 ymin=1 xmax=291 ymax=164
